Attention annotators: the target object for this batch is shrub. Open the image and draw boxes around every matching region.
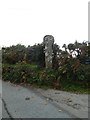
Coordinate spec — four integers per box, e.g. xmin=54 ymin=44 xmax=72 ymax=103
xmin=2 ymin=63 xmax=40 ymax=83
xmin=39 ymin=69 xmax=57 ymax=87
xmin=2 ymin=61 xmax=90 ymax=91
xmin=58 ymin=59 xmax=90 ymax=89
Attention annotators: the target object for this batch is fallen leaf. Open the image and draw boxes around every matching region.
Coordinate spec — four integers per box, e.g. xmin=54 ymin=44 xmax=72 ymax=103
xmin=59 ymin=110 xmax=62 ymax=112
xmin=25 ymin=97 xmax=30 ymax=100
xmin=55 ymin=92 xmax=60 ymax=94
xmin=46 ymin=98 xmax=49 ymax=101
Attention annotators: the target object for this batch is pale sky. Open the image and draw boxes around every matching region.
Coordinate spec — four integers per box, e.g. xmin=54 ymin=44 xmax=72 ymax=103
xmin=0 ymin=0 xmax=88 ymax=48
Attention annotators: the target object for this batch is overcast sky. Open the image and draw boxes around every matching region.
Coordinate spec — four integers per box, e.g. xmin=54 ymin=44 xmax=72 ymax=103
xmin=0 ymin=0 xmax=88 ymax=48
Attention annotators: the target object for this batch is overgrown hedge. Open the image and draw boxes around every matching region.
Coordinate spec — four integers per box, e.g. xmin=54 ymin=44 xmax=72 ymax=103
xmin=58 ymin=59 xmax=90 ymax=88
xmin=2 ymin=63 xmax=58 ymax=87
xmin=2 ymin=62 xmax=90 ymax=91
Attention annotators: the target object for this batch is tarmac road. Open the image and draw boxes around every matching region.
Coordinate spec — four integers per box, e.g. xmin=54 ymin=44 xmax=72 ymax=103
xmin=1 ymin=80 xmax=76 ymax=119
xmin=0 ymin=80 xmax=2 ymax=119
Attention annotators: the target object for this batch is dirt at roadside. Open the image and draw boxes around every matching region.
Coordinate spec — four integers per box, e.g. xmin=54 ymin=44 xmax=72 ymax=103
xmin=36 ymin=88 xmax=89 ymax=118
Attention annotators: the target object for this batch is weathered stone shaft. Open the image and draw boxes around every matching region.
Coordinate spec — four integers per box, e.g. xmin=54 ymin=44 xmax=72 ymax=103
xmin=43 ymin=35 xmax=54 ymax=68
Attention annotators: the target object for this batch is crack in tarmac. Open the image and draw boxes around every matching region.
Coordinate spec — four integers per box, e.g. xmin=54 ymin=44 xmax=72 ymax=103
xmin=2 ymin=98 xmax=14 ymax=120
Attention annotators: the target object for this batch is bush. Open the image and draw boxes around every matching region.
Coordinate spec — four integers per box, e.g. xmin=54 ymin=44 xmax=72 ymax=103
xmin=2 ymin=63 xmax=40 ymax=83
xmin=2 ymin=61 xmax=90 ymax=91
xmin=58 ymin=59 xmax=90 ymax=89
xmin=2 ymin=64 xmax=58 ymax=88
xmin=39 ymin=69 xmax=57 ymax=86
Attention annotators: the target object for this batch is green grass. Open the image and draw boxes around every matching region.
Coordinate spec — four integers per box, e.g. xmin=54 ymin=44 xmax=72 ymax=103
xmin=62 ymin=86 xmax=89 ymax=94
xmin=60 ymin=80 xmax=89 ymax=94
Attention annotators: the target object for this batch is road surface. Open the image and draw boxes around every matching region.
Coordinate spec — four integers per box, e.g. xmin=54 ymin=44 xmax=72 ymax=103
xmin=1 ymin=80 xmax=76 ymax=118
xmin=0 ymin=80 xmax=2 ymax=119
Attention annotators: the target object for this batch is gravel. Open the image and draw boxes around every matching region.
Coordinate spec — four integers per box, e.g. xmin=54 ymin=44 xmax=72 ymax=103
xmin=35 ymin=88 xmax=89 ymax=118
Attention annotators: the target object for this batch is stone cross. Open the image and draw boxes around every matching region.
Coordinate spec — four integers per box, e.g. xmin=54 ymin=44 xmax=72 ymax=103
xmin=43 ymin=35 xmax=54 ymax=68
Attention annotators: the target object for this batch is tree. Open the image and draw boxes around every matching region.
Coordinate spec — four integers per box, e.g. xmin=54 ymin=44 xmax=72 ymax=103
xmin=27 ymin=44 xmax=45 ymax=67
xmin=2 ymin=44 xmax=27 ymax=64
xmin=62 ymin=44 xmax=67 ymax=52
